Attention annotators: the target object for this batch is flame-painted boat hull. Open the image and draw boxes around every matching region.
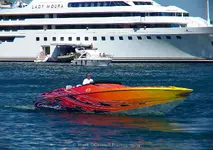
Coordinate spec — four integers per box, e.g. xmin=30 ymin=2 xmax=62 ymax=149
xmin=33 ymin=82 xmax=192 ymax=114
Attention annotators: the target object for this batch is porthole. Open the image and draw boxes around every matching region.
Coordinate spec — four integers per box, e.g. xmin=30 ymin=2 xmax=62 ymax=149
xmin=166 ymin=36 xmax=171 ymax=39
xmin=128 ymin=36 xmax=133 ymax=40
xmin=137 ymin=36 xmax=142 ymax=40
xmin=147 ymin=36 xmax=151 ymax=39
xmin=110 ymin=36 xmax=114 ymax=40
xmin=119 ymin=36 xmax=123 ymax=40
xmin=176 ymin=36 xmax=182 ymax=39
xmin=156 ymin=36 xmax=161 ymax=40
xmin=101 ymin=36 xmax=106 ymax=41
xmin=93 ymin=37 xmax=97 ymax=41
xmin=85 ymin=37 xmax=89 ymax=41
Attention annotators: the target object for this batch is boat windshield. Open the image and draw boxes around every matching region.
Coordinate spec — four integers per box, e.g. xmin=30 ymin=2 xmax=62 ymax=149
xmin=92 ymin=81 xmax=122 ymax=85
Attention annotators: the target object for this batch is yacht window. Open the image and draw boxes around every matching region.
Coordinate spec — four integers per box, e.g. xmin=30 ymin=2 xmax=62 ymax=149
xmin=180 ymin=24 xmax=187 ymax=27
xmin=128 ymin=36 xmax=133 ymax=40
xmin=110 ymin=36 xmax=114 ymax=40
xmin=150 ymin=12 xmax=159 ymax=16
xmin=211 ymin=42 xmax=213 ymax=46
xmin=99 ymin=2 xmax=104 ymax=6
xmin=68 ymin=37 xmax=72 ymax=41
xmin=80 ymin=3 xmax=85 ymax=7
xmin=176 ymin=13 xmax=182 ymax=17
xmin=36 ymin=37 xmax=40 ymax=41
xmin=101 ymin=36 xmax=106 ymax=41
xmin=171 ymin=24 xmax=180 ymax=28
xmin=119 ymin=36 xmax=123 ymax=40
xmin=166 ymin=36 xmax=171 ymax=39
xmin=47 ymin=25 xmax=51 ymax=29
xmin=147 ymin=36 xmax=151 ymax=39
xmin=94 ymin=2 xmax=98 ymax=7
xmin=60 ymin=37 xmax=64 ymax=41
xmin=156 ymin=36 xmax=161 ymax=40
xmin=137 ymin=36 xmax=142 ymax=40
xmin=90 ymin=2 xmax=95 ymax=7
xmin=176 ymin=36 xmax=182 ymax=39
xmin=103 ymin=2 xmax=107 ymax=6
xmin=93 ymin=37 xmax=97 ymax=41
xmin=76 ymin=37 xmax=80 ymax=41
xmin=114 ymin=2 xmax=121 ymax=6
xmin=73 ymin=3 xmax=79 ymax=7
xmin=183 ymin=13 xmax=189 ymax=17
xmin=0 ymin=37 xmax=15 ymax=42
xmin=52 ymin=37 xmax=56 ymax=41
xmin=85 ymin=37 xmax=89 ymax=41
xmin=85 ymin=2 xmax=91 ymax=7
xmin=171 ymin=13 xmax=175 ymax=16
xmin=44 ymin=37 xmax=47 ymax=41
xmin=82 ymin=54 xmax=86 ymax=58
xmin=49 ymin=14 xmax=54 ymax=18
xmin=133 ymin=2 xmax=152 ymax=5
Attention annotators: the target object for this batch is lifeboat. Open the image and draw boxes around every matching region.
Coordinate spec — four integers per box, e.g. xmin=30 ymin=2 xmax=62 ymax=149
xmin=33 ymin=81 xmax=193 ymax=114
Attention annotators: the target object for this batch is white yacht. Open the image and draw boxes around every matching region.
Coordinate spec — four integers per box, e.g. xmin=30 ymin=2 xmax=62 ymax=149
xmin=0 ymin=0 xmax=213 ymax=62
xmin=71 ymin=46 xmax=112 ymax=66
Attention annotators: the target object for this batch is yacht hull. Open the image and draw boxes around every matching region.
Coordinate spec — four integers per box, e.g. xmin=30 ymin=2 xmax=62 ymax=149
xmin=0 ymin=27 xmax=213 ymax=62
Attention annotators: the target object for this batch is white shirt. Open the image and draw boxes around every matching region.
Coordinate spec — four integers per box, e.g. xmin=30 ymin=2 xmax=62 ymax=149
xmin=82 ymin=78 xmax=94 ymax=85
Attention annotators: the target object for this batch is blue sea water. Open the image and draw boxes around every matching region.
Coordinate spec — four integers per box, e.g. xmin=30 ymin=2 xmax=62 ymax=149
xmin=0 ymin=62 xmax=213 ymax=150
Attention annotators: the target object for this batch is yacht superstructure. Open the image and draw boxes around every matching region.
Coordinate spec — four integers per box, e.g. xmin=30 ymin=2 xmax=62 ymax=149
xmin=0 ymin=0 xmax=213 ymax=62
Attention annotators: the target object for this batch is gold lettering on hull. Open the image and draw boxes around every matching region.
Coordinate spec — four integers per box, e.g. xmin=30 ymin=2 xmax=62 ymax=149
xmin=32 ymin=4 xmax=64 ymax=9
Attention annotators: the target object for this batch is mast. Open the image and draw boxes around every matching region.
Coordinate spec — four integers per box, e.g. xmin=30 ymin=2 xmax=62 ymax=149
xmin=206 ymin=0 xmax=210 ymax=25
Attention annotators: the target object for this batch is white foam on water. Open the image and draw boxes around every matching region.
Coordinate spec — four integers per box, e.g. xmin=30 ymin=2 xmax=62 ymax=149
xmin=36 ymin=104 xmax=64 ymax=110
xmin=4 ymin=105 xmax=36 ymax=111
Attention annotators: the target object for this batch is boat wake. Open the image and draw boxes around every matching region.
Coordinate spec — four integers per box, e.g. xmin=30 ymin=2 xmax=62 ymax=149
xmin=32 ymin=100 xmax=183 ymax=116
xmin=1 ymin=98 xmax=183 ymax=117
xmin=114 ymin=100 xmax=183 ymax=116
xmin=2 ymin=105 xmax=37 ymax=112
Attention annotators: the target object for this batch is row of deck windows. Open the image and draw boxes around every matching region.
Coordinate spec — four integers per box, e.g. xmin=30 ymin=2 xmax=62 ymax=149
xmin=67 ymin=1 xmax=153 ymax=7
xmin=0 ymin=37 xmax=15 ymax=43
xmin=67 ymin=1 xmax=129 ymax=7
xmin=36 ymin=36 xmax=182 ymax=42
xmin=0 ymin=23 xmax=186 ymax=31
xmin=0 ymin=12 xmax=189 ymax=20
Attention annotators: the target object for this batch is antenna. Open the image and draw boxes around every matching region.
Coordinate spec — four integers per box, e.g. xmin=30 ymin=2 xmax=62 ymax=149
xmin=206 ymin=0 xmax=210 ymax=25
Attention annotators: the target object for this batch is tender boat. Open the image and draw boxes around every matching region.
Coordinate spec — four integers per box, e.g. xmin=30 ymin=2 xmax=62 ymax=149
xmin=56 ymin=52 xmax=75 ymax=62
xmin=70 ymin=47 xmax=112 ymax=66
xmin=33 ymin=81 xmax=193 ymax=114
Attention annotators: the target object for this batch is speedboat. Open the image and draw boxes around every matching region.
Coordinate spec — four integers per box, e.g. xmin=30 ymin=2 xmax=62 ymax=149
xmin=33 ymin=81 xmax=192 ymax=114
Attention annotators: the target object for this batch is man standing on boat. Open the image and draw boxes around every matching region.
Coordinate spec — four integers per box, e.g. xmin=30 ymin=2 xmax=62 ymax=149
xmin=82 ymin=73 xmax=94 ymax=85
